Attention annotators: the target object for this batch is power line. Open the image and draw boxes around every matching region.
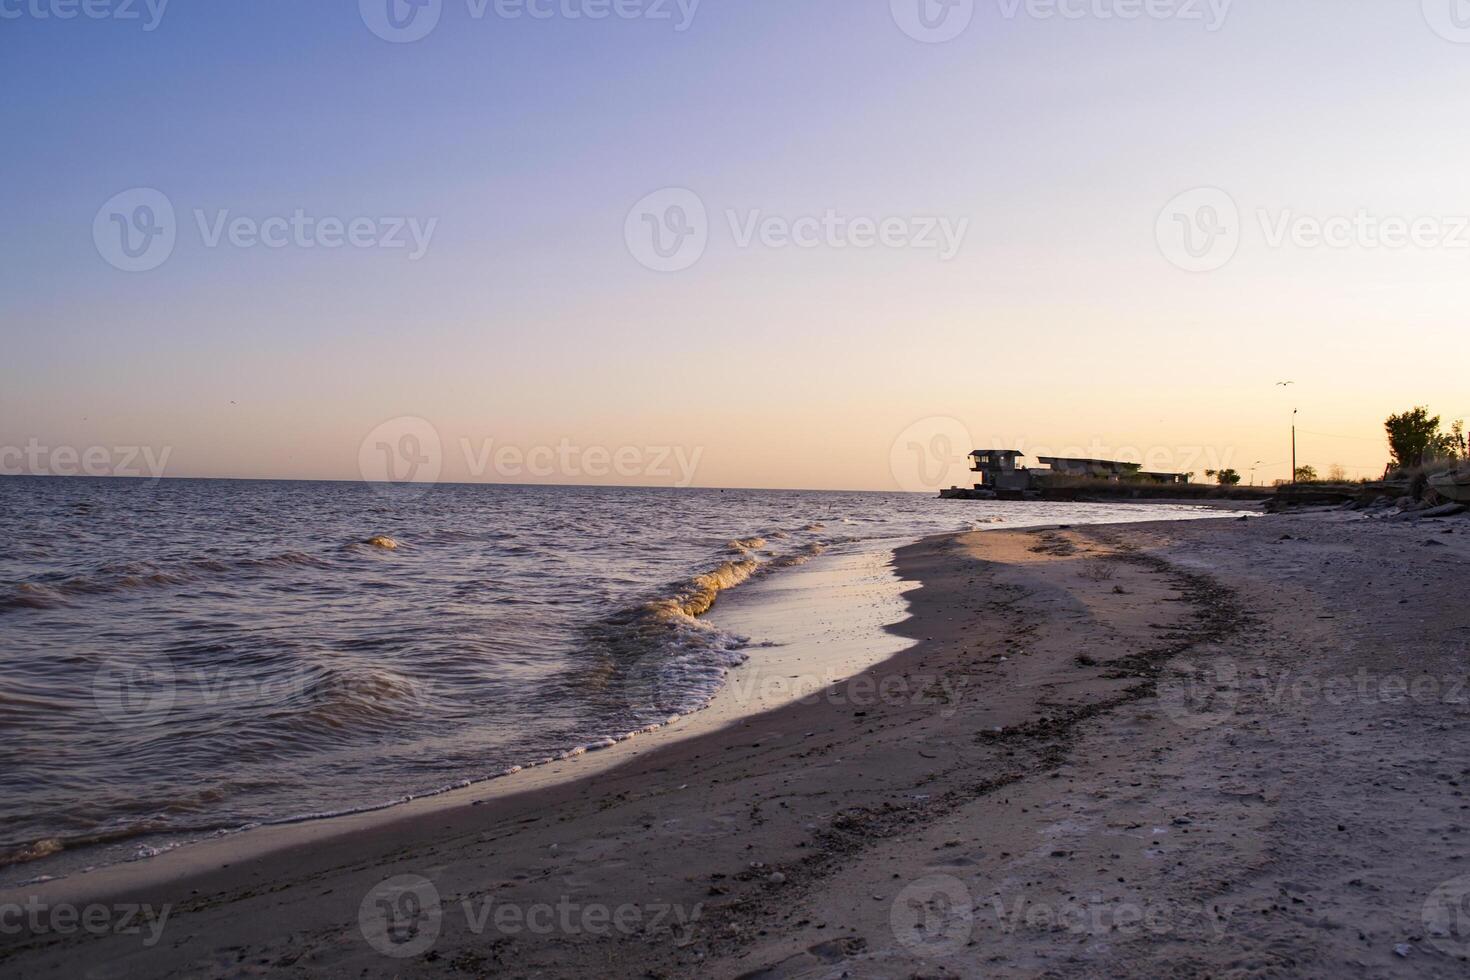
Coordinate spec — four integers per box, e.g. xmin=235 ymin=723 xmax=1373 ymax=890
xmin=1293 ymin=429 xmax=1381 ymax=443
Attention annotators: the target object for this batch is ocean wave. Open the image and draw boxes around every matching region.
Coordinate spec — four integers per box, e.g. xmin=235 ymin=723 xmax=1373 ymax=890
xmin=595 ymin=531 xmax=833 ymax=722
xmin=647 ymin=557 xmax=760 ymax=621
xmin=763 ymin=541 xmax=827 ymax=569
xmin=0 ymin=583 xmax=68 ymax=612
xmin=277 ymin=665 xmax=429 ymax=733
xmin=0 ymin=814 xmax=240 ymax=870
xmin=0 ymin=547 xmax=350 ymax=615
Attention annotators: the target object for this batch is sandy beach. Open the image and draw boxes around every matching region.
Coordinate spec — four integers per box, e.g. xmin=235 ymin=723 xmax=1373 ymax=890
xmin=4 ymin=506 xmax=1470 ymax=978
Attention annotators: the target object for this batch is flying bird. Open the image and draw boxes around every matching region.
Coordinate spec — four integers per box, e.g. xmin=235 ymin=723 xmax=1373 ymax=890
xmin=1276 ymin=381 xmax=1294 ymax=387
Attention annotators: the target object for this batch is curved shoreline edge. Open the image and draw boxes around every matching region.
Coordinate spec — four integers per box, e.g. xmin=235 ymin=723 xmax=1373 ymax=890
xmin=6 ymin=507 xmax=1468 ymax=978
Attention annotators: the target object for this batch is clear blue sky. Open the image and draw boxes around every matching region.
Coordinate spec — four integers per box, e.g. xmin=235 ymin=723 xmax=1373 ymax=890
xmin=4 ymin=1 xmax=1468 ymax=488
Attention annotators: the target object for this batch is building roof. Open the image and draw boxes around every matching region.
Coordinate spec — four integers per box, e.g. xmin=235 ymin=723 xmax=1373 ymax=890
xmin=1036 ymin=456 xmax=1141 ymax=469
xmin=970 ymin=449 xmax=1023 ymax=456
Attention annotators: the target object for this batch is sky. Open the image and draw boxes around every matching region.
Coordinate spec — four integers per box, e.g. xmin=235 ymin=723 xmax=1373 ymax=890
xmin=3 ymin=0 xmax=1468 ymax=491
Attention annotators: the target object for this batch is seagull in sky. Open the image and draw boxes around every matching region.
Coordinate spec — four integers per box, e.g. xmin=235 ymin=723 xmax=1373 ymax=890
xmin=1276 ymin=381 xmax=1295 ymax=387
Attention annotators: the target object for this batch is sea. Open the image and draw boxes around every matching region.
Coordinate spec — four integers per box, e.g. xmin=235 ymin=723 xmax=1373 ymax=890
xmin=0 ymin=477 xmax=1235 ymax=884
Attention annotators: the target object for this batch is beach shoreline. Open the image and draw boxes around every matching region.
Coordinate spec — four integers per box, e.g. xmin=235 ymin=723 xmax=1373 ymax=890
xmin=4 ymin=507 xmax=1469 ymax=977
xmin=0 ymin=501 xmax=1232 ymax=894
xmin=0 ymin=537 xmax=927 ymax=899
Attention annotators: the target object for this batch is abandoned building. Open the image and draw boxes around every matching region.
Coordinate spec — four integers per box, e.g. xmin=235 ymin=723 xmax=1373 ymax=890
xmin=961 ymin=450 xmax=1191 ymax=495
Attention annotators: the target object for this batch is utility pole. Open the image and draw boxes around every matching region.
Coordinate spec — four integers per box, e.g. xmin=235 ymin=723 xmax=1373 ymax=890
xmin=1291 ymin=409 xmax=1298 ymax=484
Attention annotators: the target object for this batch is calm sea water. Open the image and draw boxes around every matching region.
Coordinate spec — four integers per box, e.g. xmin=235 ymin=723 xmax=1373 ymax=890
xmin=0 ymin=477 xmax=1230 ymax=882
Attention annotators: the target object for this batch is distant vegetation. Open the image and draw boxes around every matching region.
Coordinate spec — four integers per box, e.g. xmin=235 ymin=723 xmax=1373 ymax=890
xmin=1385 ymin=407 xmax=1466 ymax=472
xmin=1241 ymin=407 xmax=1469 ymax=509
xmin=1286 ymin=408 xmax=1466 ymax=489
xmin=1205 ymin=468 xmax=1242 ymax=486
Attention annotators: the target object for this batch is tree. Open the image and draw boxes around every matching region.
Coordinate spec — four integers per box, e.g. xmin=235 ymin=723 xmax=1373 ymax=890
xmin=1294 ymin=464 xmax=1318 ymax=482
xmin=1216 ymin=468 xmax=1242 ymax=486
xmin=1385 ymin=407 xmax=1455 ymax=469
xmin=1327 ymin=464 xmax=1347 ymax=482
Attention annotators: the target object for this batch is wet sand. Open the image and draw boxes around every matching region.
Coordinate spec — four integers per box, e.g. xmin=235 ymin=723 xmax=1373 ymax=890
xmin=4 ymin=508 xmax=1470 ymax=978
